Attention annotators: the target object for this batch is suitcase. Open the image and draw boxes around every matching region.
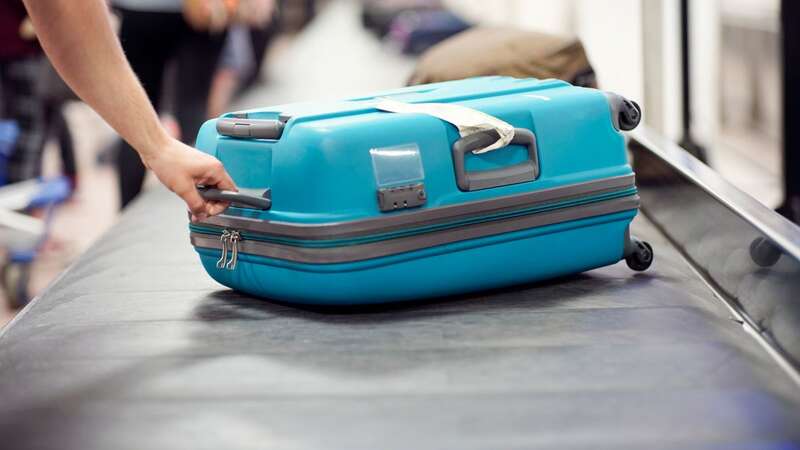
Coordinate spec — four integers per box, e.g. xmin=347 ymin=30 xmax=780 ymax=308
xmin=387 ymin=9 xmax=471 ymax=55
xmin=191 ymin=76 xmax=652 ymax=305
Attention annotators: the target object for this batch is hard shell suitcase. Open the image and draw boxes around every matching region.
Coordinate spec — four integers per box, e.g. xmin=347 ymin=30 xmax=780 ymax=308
xmin=191 ymin=76 xmax=652 ymax=305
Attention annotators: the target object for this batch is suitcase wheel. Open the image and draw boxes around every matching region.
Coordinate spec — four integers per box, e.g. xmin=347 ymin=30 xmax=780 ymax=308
xmin=625 ymin=239 xmax=654 ymax=272
xmin=618 ymin=100 xmax=642 ymax=131
xmin=749 ymin=237 xmax=782 ymax=268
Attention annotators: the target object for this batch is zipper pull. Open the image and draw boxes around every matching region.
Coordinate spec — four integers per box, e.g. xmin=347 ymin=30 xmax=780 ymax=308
xmin=216 ymin=230 xmax=231 ymax=269
xmin=226 ymin=230 xmax=241 ymax=271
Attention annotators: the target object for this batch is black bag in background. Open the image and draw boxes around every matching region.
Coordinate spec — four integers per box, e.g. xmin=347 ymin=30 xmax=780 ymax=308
xmin=361 ymin=0 xmax=442 ymax=37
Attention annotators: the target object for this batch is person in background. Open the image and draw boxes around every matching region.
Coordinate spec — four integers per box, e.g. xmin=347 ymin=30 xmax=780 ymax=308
xmin=18 ymin=15 xmax=79 ymax=191
xmin=111 ymin=0 xmax=237 ymax=209
xmin=0 ymin=0 xmax=56 ymax=184
xmin=21 ymin=0 xmax=236 ymax=221
xmin=208 ymin=1 xmax=276 ymax=118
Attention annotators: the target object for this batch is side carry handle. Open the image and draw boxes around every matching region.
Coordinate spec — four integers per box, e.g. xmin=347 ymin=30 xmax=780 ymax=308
xmin=197 ymin=186 xmax=272 ymax=210
xmin=452 ymin=128 xmax=539 ymax=192
xmin=217 ymin=118 xmax=285 ymax=140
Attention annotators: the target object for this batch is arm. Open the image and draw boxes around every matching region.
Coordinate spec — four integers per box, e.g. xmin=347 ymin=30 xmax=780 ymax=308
xmin=22 ymin=0 xmax=236 ymax=221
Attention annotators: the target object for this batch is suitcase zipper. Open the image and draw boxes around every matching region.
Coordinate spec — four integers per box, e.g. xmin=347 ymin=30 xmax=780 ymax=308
xmin=215 ymin=230 xmax=230 ymax=268
xmin=215 ymin=229 xmax=241 ymax=271
xmin=191 ymin=187 xmax=637 ymax=250
xmin=191 ymin=185 xmax=639 ymax=265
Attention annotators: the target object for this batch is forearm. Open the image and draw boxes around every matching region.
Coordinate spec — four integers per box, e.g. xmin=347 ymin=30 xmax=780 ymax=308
xmin=23 ymin=0 xmax=235 ymax=218
xmin=22 ymin=0 xmax=168 ymax=161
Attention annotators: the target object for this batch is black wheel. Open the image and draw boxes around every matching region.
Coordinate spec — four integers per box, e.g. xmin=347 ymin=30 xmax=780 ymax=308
xmin=750 ymin=237 xmax=781 ymax=268
xmin=618 ymin=100 xmax=642 ymax=131
xmin=2 ymin=262 xmax=32 ymax=309
xmin=626 ymin=240 xmax=654 ymax=272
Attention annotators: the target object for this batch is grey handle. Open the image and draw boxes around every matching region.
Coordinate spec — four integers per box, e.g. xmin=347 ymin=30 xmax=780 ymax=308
xmin=198 ymin=187 xmax=272 ymax=210
xmin=452 ymin=128 xmax=539 ymax=191
xmin=217 ymin=118 xmax=284 ymax=140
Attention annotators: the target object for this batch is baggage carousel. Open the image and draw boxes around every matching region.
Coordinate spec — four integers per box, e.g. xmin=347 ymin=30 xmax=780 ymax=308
xmin=1 ymin=1 xmax=799 ymax=448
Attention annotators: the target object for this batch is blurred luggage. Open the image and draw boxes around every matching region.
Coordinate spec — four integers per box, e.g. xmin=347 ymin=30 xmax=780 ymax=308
xmin=190 ymin=76 xmax=652 ymax=305
xmin=408 ymin=27 xmax=597 ymax=88
xmin=387 ymin=9 xmax=471 ymax=55
xmin=361 ymin=0 xmax=441 ymax=37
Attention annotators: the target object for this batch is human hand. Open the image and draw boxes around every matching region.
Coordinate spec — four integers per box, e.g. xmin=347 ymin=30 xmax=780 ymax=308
xmin=143 ymin=138 xmax=236 ymax=222
xmin=19 ymin=17 xmax=36 ymax=40
xmin=235 ymin=0 xmax=275 ymax=28
xmin=183 ymin=0 xmax=232 ymax=33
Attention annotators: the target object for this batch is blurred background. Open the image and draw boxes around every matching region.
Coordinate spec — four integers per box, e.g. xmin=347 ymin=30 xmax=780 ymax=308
xmin=0 ymin=0 xmax=790 ymax=325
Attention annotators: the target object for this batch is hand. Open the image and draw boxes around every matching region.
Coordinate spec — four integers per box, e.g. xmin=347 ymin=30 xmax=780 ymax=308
xmin=19 ymin=17 xmax=36 ymax=40
xmin=183 ymin=0 xmax=231 ymax=32
xmin=235 ymin=0 xmax=275 ymax=27
xmin=143 ymin=138 xmax=237 ymax=222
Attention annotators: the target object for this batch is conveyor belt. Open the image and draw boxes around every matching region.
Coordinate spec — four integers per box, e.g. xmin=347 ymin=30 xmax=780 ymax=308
xmin=1 ymin=187 xmax=799 ymax=450
xmin=2 ymin=1 xmax=799 ymax=447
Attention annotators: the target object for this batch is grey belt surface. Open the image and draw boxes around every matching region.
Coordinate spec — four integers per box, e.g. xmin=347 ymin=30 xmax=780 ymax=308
xmin=1 ymin=186 xmax=799 ymax=450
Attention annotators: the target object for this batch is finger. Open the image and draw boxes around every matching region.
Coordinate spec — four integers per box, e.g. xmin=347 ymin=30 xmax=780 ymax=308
xmin=180 ymin=187 xmax=209 ymax=221
xmin=205 ymin=162 xmax=237 ymax=191
xmin=205 ymin=200 xmax=230 ymax=217
xmin=194 ymin=157 xmax=236 ymax=191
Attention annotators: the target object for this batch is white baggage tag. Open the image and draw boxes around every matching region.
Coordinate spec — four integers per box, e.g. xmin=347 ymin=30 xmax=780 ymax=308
xmin=375 ymin=98 xmax=516 ymax=154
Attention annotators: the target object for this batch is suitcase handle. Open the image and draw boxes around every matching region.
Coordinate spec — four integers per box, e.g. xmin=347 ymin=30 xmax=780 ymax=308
xmin=217 ymin=118 xmax=285 ymax=140
xmin=197 ymin=186 xmax=272 ymax=210
xmin=452 ymin=128 xmax=539 ymax=191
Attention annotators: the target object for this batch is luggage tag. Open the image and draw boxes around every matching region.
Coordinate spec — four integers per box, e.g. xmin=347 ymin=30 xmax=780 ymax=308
xmin=375 ymin=98 xmax=515 ymax=154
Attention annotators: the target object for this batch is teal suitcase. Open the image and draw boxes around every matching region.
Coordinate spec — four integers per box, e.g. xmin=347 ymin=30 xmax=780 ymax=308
xmin=190 ymin=76 xmax=652 ymax=305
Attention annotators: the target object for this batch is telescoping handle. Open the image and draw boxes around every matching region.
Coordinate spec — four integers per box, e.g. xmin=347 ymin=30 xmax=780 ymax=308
xmin=197 ymin=186 xmax=272 ymax=210
xmin=452 ymin=128 xmax=539 ymax=192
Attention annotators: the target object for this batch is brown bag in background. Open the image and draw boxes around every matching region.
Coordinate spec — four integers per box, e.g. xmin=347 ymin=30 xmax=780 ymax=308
xmin=407 ymin=27 xmax=598 ymax=88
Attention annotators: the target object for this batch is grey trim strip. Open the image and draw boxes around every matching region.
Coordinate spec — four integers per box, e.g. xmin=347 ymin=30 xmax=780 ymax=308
xmin=631 ymin=128 xmax=800 ymax=260
xmin=630 ymin=125 xmax=800 ymax=378
xmin=192 ymin=195 xmax=640 ymax=264
xmin=197 ymin=174 xmax=636 ymax=240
